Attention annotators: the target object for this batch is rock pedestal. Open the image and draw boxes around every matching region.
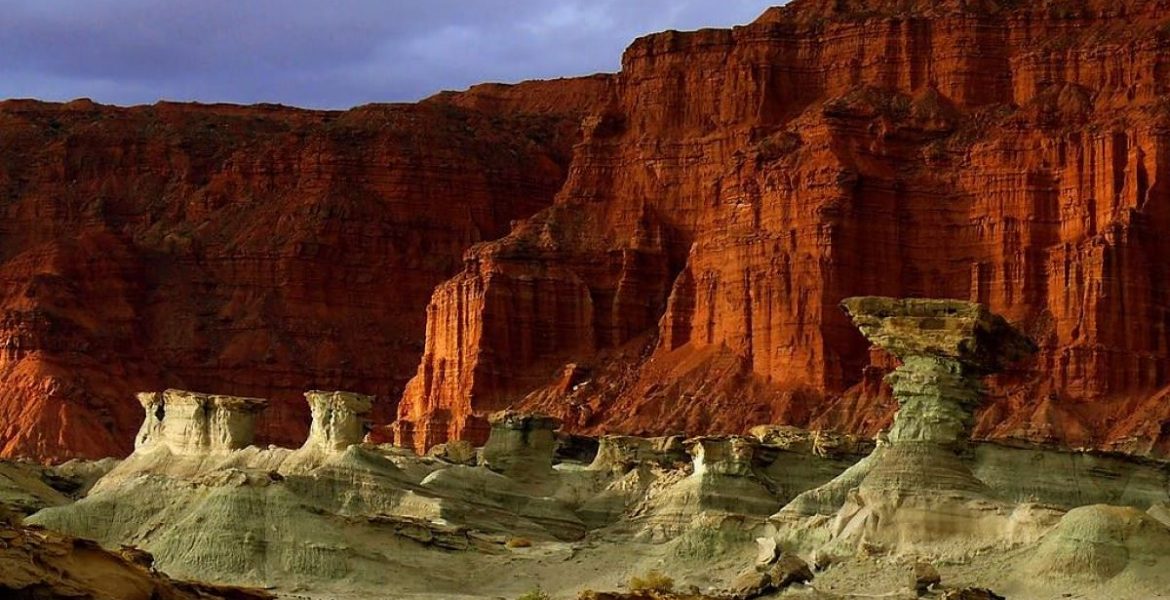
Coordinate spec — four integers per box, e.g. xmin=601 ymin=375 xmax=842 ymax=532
xmin=840 ymin=298 xmax=1037 ymax=498
xmin=301 ymin=391 xmax=374 ymax=453
xmin=840 ymin=297 xmax=1036 ymax=447
xmin=775 ymin=297 xmax=1044 ymax=558
xmin=479 ymin=411 xmax=561 ymax=480
xmin=134 ymin=390 xmax=268 ymax=456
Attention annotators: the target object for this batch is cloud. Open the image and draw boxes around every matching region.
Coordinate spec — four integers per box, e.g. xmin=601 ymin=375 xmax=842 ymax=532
xmin=0 ymin=0 xmax=775 ymax=109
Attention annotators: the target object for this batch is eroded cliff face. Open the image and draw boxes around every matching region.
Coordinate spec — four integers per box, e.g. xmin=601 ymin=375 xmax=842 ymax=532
xmin=398 ymin=0 xmax=1170 ymax=456
xmin=0 ymin=99 xmax=584 ymax=461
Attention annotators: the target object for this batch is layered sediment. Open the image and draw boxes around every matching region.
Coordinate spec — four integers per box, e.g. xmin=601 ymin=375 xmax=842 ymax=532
xmin=4 ymin=0 xmax=1170 ymax=463
xmin=0 ymin=99 xmax=585 ymax=461
xmin=18 ymin=375 xmax=1170 ymax=599
xmin=397 ymin=0 xmax=1170 ymax=457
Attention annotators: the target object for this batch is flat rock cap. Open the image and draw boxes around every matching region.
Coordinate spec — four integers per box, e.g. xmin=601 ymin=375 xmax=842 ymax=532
xmin=840 ymin=296 xmax=1037 ymax=372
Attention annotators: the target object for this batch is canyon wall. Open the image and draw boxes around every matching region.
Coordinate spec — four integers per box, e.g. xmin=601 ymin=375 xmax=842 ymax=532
xmin=398 ymin=0 xmax=1170 ymax=456
xmin=6 ymin=0 xmax=1170 ymax=461
xmin=0 ymin=97 xmax=593 ymax=461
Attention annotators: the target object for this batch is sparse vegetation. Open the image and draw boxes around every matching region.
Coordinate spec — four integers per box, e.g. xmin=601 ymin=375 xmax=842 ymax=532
xmin=627 ymin=569 xmax=674 ymax=593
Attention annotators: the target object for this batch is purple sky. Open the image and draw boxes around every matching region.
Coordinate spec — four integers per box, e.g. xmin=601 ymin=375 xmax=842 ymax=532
xmin=0 ymin=1 xmax=775 ymax=109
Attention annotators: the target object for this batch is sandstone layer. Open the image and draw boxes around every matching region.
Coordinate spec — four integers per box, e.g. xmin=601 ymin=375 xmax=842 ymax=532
xmin=7 ymin=0 xmax=1170 ymax=462
xmin=397 ymin=0 xmax=1170 ymax=457
xmin=0 ymin=98 xmax=587 ymax=461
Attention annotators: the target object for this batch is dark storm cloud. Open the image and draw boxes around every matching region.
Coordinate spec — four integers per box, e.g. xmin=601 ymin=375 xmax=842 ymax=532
xmin=0 ymin=0 xmax=775 ymax=109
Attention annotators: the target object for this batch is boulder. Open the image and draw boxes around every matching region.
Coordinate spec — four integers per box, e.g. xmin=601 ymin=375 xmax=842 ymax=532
xmin=426 ymin=440 xmax=477 ymax=465
xmin=912 ymin=560 xmax=941 ymax=594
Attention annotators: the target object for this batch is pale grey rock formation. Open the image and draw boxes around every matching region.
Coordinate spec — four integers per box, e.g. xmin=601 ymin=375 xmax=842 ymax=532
xmin=302 ymin=390 xmax=373 ymax=452
xmin=425 ymin=440 xmax=477 ymax=465
xmin=776 ymin=297 xmax=1055 ymax=559
xmin=628 ymin=437 xmax=783 ymax=541
xmin=480 ymin=411 xmax=561 ymax=480
xmin=971 ymin=443 xmax=1170 ymax=510
xmin=1018 ymin=504 xmax=1170 ymax=594
xmin=588 ymin=435 xmax=688 ymax=473
xmin=135 ymin=390 xmax=267 ymax=456
xmin=688 ymin=436 xmax=760 ymax=478
xmin=0 ymin=458 xmax=118 ymax=517
xmin=20 ymin=373 xmax=1170 ymax=600
xmin=0 ymin=462 xmax=70 ymax=516
xmin=749 ymin=425 xmax=873 ymax=458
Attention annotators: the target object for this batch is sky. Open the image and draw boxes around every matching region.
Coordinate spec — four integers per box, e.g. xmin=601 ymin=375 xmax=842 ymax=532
xmin=0 ymin=1 xmax=775 ymax=110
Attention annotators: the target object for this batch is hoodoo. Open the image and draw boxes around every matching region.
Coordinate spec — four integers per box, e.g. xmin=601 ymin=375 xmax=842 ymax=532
xmin=134 ymin=390 xmax=267 ymax=456
xmin=777 ymin=297 xmax=1056 ymax=559
xmin=301 ymin=390 xmax=374 ymax=453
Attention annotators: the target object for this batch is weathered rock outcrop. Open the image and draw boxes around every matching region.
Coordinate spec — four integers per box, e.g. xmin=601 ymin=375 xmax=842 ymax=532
xmin=301 ymin=390 xmax=373 ymax=453
xmin=479 ymin=410 xmax=561 ymax=480
xmin=0 ymin=99 xmax=584 ymax=461
xmin=398 ymin=0 xmax=1170 ymax=457
xmin=135 ymin=390 xmax=267 ymax=455
xmin=21 ymin=391 xmax=1170 ymax=599
xmin=0 ymin=521 xmax=273 ymax=600
xmin=776 ymin=297 xmax=1055 ymax=558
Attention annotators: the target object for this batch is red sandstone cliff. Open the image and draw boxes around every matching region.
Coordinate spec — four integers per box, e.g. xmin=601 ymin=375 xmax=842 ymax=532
xmin=0 ymin=98 xmax=591 ymax=461
xmin=397 ymin=0 xmax=1170 ymax=457
xmin=7 ymin=0 xmax=1170 ymax=462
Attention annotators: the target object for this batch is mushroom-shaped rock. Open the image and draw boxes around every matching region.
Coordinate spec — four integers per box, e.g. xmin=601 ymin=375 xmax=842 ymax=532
xmin=841 ymin=297 xmax=1037 ymax=445
xmin=480 ymin=411 xmax=561 ymax=480
xmin=302 ymin=390 xmax=374 ymax=453
xmin=773 ymin=298 xmax=1049 ymax=559
xmin=134 ymin=389 xmax=267 ymax=456
xmin=840 ymin=297 xmax=1037 ymax=373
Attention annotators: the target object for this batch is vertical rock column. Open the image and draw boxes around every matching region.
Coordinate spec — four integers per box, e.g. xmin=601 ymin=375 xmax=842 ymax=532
xmin=480 ymin=411 xmax=562 ymax=481
xmin=884 ymin=355 xmax=983 ymax=446
xmin=840 ymin=296 xmax=1037 ymax=448
xmin=132 ymin=389 xmax=268 ymax=456
xmin=301 ymin=390 xmax=374 ymax=453
xmin=775 ymin=297 xmax=1042 ymax=557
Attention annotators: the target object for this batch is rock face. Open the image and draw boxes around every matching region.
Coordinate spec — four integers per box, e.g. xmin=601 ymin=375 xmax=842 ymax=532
xmin=8 ymin=0 xmax=1170 ymax=462
xmin=397 ymin=0 xmax=1170 ymax=457
xmin=0 ymin=98 xmax=584 ymax=461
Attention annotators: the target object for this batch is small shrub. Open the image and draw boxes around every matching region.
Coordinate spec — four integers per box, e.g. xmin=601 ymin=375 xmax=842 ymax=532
xmin=506 ymin=536 xmax=533 ymax=549
xmin=627 ymin=569 xmax=674 ymax=593
xmin=517 ymin=587 xmax=551 ymax=600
